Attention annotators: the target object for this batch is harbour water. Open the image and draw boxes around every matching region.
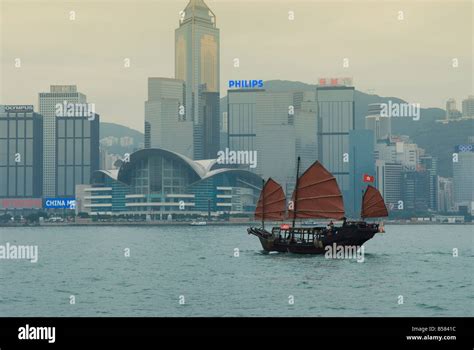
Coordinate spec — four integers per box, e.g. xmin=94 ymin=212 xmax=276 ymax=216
xmin=0 ymin=224 xmax=472 ymax=317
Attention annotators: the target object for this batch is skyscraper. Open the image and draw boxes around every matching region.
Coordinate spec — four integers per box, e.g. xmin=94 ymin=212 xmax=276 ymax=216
xmin=255 ymin=91 xmax=296 ymax=190
xmin=175 ymin=0 xmax=220 ymax=160
xmin=0 ymin=105 xmax=43 ymax=198
xmin=39 ymin=85 xmax=87 ymax=197
xmin=445 ymin=98 xmax=461 ymax=120
xmin=144 ymin=78 xmax=193 ymax=158
xmin=365 ymin=103 xmax=391 ymax=144
xmin=255 ymin=92 xmax=296 ymax=187
xmin=227 ymin=89 xmax=259 ymax=155
xmin=462 ymin=95 xmax=474 ymax=118
xmin=200 ymin=90 xmax=220 ymax=159
xmin=419 ymin=155 xmax=438 ymax=211
xmin=348 ymin=129 xmax=375 ymax=218
xmin=56 ymin=113 xmax=100 ymax=197
xmin=453 ymin=144 xmax=474 ymax=211
xmin=375 ymin=160 xmax=402 ymax=211
xmin=227 ymin=89 xmax=296 ymax=188
xmin=401 ymin=169 xmax=430 ymax=213
xmin=294 ymin=91 xmax=318 ymax=172
xmin=316 ymin=85 xmax=355 ymax=195
xmin=437 ymin=177 xmax=455 ymax=213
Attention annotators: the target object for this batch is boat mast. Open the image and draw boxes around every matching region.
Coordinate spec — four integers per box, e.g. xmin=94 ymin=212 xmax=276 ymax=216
xmin=292 ymin=156 xmax=301 ymax=228
xmin=261 ymin=179 xmax=265 ymax=229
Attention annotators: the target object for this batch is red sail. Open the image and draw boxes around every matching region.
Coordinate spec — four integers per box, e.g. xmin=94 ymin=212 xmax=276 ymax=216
xmin=289 ymin=161 xmax=345 ymax=219
xmin=361 ymin=185 xmax=388 ymax=218
xmin=255 ymin=178 xmax=286 ymax=221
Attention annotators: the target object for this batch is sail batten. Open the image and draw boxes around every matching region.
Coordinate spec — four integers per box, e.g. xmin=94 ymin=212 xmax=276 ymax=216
xmin=293 ymin=210 xmax=345 ymax=213
xmin=262 ymin=188 xmax=283 ymax=199
xmin=361 ymin=185 xmax=388 ymax=218
xmin=255 ymin=178 xmax=286 ymax=221
xmin=261 ymin=199 xmax=285 ymax=206
xmin=289 ymin=161 xmax=345 ymax=220
xmin=296 ymin=194 xmax=342 ymax=200
xmin=297 ymin=178 xmax=334 ymax=189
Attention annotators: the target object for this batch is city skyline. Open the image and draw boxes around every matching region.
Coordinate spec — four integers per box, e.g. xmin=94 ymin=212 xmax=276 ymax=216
xmin=1 ymin=0 xmax=472 ymax=132
xmin=0 ymin=0 xmax=472 ymax=216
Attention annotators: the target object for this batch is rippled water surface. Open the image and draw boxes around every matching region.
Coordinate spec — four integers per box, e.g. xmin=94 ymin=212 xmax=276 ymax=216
xmin=0 ymin=224 xmax=472 ymax=316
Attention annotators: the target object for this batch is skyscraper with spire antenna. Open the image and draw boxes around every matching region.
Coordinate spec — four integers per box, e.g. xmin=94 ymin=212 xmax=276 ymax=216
xmin=175 ymin=0 xmax=220 ymax=160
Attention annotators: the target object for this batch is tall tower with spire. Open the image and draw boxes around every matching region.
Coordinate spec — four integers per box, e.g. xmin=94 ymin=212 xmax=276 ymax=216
xmin=175 ymin=0 xmax=220 ymax=160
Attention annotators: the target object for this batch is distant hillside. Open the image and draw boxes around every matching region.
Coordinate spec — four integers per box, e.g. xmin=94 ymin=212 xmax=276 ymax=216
xmin=263 ymin=80 xmax=314 ymax=92
xmin=100 ymin=122 xmax=143 ymax=140
xmin=100 ymin=122 xmax=144 ymax=154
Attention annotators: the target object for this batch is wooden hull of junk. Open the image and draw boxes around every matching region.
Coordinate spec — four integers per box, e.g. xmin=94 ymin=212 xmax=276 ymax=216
xmin=247 ymin=222 xmax=380 ymax=254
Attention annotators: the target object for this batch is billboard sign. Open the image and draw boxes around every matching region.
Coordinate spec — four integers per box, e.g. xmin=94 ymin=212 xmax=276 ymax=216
xmin=44 ymin=198 xmax=76 ymax=209
xmin=4 ymin=105 xmax=34 ymax=113
xmin=228 ymin=80 xmax=264 ymax=89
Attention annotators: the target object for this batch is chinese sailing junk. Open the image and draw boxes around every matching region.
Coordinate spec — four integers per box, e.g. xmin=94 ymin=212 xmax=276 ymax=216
xmin=247 ymin=158 xmax=388 ymax=254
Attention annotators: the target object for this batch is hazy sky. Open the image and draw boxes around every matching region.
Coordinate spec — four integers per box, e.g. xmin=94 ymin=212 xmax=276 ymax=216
xmin=0 ymin=0 xmax=472 ymax=132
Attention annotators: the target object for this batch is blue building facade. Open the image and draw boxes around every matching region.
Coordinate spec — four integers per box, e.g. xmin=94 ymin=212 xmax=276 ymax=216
xmin=348 ymin=129 xmax=375 ymax=218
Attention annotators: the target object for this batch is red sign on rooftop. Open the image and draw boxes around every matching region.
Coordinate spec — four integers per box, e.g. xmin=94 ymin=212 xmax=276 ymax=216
xmin=318 ymin=77 xmax=353 ymax=86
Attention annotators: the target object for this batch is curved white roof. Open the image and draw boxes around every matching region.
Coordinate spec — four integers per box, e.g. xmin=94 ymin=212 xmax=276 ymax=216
xmin=111 ymin=147 xmax=262 ymax=185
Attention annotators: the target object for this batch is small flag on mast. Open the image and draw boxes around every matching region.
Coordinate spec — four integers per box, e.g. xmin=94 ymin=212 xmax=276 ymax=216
xmin=363 ymin=174 xmax=375 ymax=183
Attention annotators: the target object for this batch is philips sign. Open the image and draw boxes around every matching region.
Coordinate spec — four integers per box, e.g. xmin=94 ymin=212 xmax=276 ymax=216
xmin=44 ymin=198 xmax=76 ymax=209
xmin=228 ymin=80 xmax=264 ymax=89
